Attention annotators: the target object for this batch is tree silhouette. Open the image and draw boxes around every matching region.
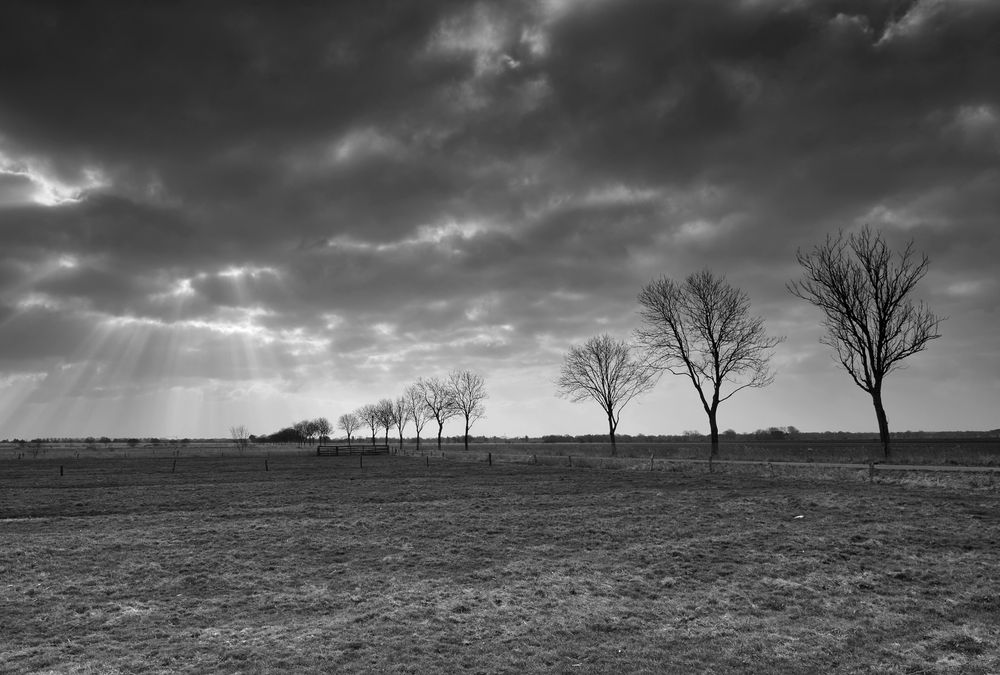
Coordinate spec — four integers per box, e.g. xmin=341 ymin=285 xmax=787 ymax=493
xmin=788 ymin=226 xmax=942 ymax=458
xmin=556 ymin=334 xmax=658 ymax=455
xmin=637 ymin=269 xmax=783 ymax=458
xmin=449 ymin=370 xmax=487 ymax=451
xmin=337 ymin=413 xmax=360 ymax=446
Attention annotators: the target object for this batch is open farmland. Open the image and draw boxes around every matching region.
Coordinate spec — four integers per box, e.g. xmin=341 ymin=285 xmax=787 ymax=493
xmin=2 ymin=454 xmax=999 ymax=673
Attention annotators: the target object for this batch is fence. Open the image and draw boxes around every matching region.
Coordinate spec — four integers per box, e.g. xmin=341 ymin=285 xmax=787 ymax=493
xmin=316 ymin=444 xmax=390 ymax=456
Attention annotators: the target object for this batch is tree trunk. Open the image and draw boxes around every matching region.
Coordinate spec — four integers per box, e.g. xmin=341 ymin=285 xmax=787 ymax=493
xmin=872 ymin=389 xmax=891 ymax=459
xmin=437 ymin=422 xmax=444 ymax=450
xmin=415 ymin=433 xmax=421 ymax=451
xmin=463 ymin=417 xmax=469 ymax=451
xmin=708 ymin=407 xmax=720 ymax=458
xmin=398 ymin=432 xmax=404 ymax=450
xmin=608 ymin=413 xmax=617 ymax=456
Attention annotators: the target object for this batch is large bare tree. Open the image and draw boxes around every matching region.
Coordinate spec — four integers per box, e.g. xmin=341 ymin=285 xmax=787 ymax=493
xmin=556 ymin=333 xmax=658 ymax=455
xmin=788 ymin=226 xmax=942 ymax=458
xmin=417 ymin=376 xmax=457 ymax=450
xmin=637 ymin=269 xmax=784 ymax=458
xmin=449 ymin=369 xmax=487 ymax=451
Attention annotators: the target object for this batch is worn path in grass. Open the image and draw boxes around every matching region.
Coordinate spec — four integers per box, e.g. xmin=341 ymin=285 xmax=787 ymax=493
xmin=1 ymin=455 xmax=999 ymax=673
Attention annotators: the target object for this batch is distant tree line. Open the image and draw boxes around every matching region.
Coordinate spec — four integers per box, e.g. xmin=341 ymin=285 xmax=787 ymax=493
xmin=255 ymin=417 xmax=332 ymax=445
xmin=340 ymin=369 xmax=487 ymax=451
xmin=254 ymin=369 xmax=487 ymax=452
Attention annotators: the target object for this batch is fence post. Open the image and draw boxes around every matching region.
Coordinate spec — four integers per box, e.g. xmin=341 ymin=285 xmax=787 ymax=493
xmin=488 ymin=452 xmax=492 ymax=466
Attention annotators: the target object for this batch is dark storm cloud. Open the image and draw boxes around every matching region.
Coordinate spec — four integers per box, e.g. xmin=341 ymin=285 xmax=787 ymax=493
xmin=0 ymin=0 xmax=997 ymax=436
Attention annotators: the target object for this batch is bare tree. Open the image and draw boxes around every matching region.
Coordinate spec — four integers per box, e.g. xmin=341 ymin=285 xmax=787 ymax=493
xmin=449 ymin=369 xmax=487 ymax=451
xmin=417 ymin=376 xmax=458 ymax=450
xmin=229 ymin=424 xmax=250 ymax=455
xmin=788 ymin=226 xmax=942 ymax=458
xmin=389 ymin=395 xmax=410 ymax=450
xmin=292 ymin=420 xmax=310 ymax=446
xmin=337 ymin=412 xmax=360 ymax=446
xmin=376 ymin=398 xmax=394 ymax=446
xmin=313 ymin=417 xmax=332 ymax=442
xmin=304 ymin=419 xmax=320 ymax=444
xmin=356 ymin=404 xmax=380 ymax=446
xmin=637 ymin=269 xmax=784 ymax=458
xmin=556 ymin=334 xmax=659 ymax=455
xmin=405 ymin=383 xmax=432 ymax=452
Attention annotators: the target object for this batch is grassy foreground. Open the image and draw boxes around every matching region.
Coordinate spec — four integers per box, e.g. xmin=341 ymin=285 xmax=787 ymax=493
xmin=2 ymin=455 xmax=998 ymax=673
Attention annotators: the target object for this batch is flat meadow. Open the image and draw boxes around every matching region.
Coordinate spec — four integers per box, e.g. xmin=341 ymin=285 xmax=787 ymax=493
xmin=1 ymin=447 xmax=998 ymax=673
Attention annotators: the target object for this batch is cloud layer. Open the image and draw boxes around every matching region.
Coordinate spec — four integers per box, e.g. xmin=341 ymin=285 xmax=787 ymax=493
xmin=0 ymin=0 xmax=997 ymax=437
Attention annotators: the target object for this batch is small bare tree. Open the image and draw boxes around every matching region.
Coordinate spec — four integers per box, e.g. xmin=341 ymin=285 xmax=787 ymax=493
xmin=229 ymin=424 xmax=250 ymax=455
xmin=389 ymin=395 xmax=410 ymax=450
xmin=405 ymin=383 xmax=432 ymax=451
xmin=417 ymin=376 xmax=458 ymax=450
xmin=356 ymin=404 xmax=380 ymax=446
xmin=313 ymin=417 xmax=332 ymax=442
xmin=788 ymin=226 xmax=942 ymax=458
xmin=376 ymin=398 xmax=394 ymax=446
xmin=293 ymin=420 xmax=310 ymax=446
xmin=556 ymin=334 xmax=658 ymax=455
xmin=637 ymin=269 xmax=784 ymax=458
xmin=337 ymin=413 xmax=360 ymax=446
xmin=305 ymin=419 xmax=320 ymax=444
xmin=449 ymin=369 xmax=487 ymax=451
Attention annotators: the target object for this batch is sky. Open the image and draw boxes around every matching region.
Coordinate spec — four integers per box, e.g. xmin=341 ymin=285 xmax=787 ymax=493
xmin=0 ymin=0 xmax=997 ymax=440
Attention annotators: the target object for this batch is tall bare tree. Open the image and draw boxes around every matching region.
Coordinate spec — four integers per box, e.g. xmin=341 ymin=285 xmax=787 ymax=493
xmin=788 ymin=226 xmax=942 ymax=458
xmin=389 ymin=395 xmax=410 ymax=450
xmin=405 ymin=383 xmax=432 ymax=451
xmin=417 ymin=376 xmax=458 ymax=450
xmin=449 ymin=369 xmax=487 ymax=451
xmin=637 ymin=269 xmax=784 ymax=458
xmin=556 ymin=334 xmax=659 ymax=455
xmin=337 ymin=412 xmax=360 ymax=446
xmin=356 ymin=404 xmax=380 ymax=446
xmin=376 ymin=398 xmax=394 ymax=446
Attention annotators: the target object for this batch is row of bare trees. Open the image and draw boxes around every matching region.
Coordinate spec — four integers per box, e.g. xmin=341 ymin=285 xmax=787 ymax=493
xmin=335 ymin=370 xmax=488 ymax=451
xmin=557 ymin=227 xmax=941 ymax=459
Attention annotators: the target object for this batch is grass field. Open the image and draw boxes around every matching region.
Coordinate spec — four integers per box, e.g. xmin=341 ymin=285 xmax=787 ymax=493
xmin=6 ymin=438 xmax=999 ymax=466
xmin=2 ymin=453 xmax=999 ymax=673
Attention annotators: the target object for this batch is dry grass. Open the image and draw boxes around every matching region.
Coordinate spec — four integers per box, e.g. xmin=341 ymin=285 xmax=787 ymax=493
xmin=2 ymin=455 xmax=999 ymax=673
